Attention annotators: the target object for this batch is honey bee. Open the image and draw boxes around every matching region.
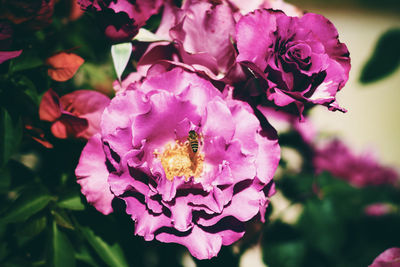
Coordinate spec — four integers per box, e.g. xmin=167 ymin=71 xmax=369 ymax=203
xmin=188 ymin=130 xmax=199 ymax=153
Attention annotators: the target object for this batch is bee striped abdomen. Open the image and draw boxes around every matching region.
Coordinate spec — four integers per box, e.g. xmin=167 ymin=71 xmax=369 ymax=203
xmin=188 ymin=130 xmax=199 ymax=153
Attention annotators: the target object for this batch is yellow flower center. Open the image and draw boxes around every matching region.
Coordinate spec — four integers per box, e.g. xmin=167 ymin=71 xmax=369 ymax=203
xmin=156 ymin=140 xmax=204 ymax=181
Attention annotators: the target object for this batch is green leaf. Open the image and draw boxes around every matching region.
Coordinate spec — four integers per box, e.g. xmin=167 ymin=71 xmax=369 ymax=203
xmin=75 ymin=243 xmax=100 ymax=267
xmin=262 ymin=221 xmax=306 ymax=267
xmin=0 ymin=241 xmax=9 ymax=261
xmin=133 ymin=28 xmax=169 ymax=43
xmin=360 ymin=28 xmax=400 ymax=83
xmin=0 ymin=167 xmax=11 ymax=193
xmin=111 ymin=42 xmax=132 ymax=82
xmin=49 ymin=221 xmax=76 ymax=267
xmin=51 ymin=209 xmax=74 ymax=230
xmin=57 ymin=193 xmax=85 ymax=211
xmin=0 ymin=108 xmax=23 ymax=167
xmin=0 ymin=187 xmax=52 ymax=224
xmin=298 ymin=199 xmax=345 ymax=258
xmin=80 ymin=225 xmax=128 ymax=267
xmin=9 ymin=48 xmax=43 ymax=73
xmin=11 ymin=75 xmax=40 ymax=106
xmin=15 ymin=216 xmax=47 ymax=247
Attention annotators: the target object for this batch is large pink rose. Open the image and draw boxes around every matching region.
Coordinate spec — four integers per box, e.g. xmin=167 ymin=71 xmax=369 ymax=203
xmin=236 ymin=9 xmax=350 ymax=115
xmin=76 ymin=68 xmax=280 ymax=259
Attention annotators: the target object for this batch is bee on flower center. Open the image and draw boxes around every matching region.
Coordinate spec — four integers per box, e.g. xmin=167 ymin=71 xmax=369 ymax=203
xmin=188 ymin=130 xmax=199 ymax=153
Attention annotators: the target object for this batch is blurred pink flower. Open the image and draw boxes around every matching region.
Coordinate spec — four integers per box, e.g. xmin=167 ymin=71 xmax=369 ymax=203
xmin=39 ymin=89 xmax=110 ymax=139
xmin=236 ymin=9 xmax=350 ymax=116
xmin=76 ymin=68 xmax=280 ymax=259
xmin=364 ymin=203 xmax=394 ymax=217
xmin=369 ymin=247 xmax=400 ymax=267
xmin=313 ymin=140 xmax=399 ymax=187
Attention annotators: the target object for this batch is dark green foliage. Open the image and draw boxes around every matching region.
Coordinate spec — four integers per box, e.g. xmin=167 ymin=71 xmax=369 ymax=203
xmin=360 ymin=28 xmax=400 ymax=83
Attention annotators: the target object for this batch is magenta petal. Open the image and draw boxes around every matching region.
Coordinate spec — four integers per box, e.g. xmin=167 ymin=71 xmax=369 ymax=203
xmin=156 ymin=225 xmax=222 ymax=260
xmin=197 ymin=182 xmax=264 ymax=227
xmin=131 ymin=91 xmax=199 ymax=150
xmin=140 ymin=68 xmax=220 ymax=113
xmin=101 ymin=90 xmax=151 ymax=137
xmin=255 ymin=130 xmax=280 ymax=185
xmin=171 ymin=2 xmax=236 ymax=74
xmin=369 ymin=247 xmax=400 ymax=267
xmin=201 ymin=98 xmax=235 ymax=144
xmin=124 ymin=195 xmax=172 ymax=241
xmin=169 ymin=197 xmax=193 ymax=232
xmin=0 ymin=50 xmax=22 ymax=64
xmin=156 ymin=175 xmax=188 ymax=202
xmin=236 ymin=9 xmax=278 ymax=71
xmin=75 ymin=134 xmax=114 ymax=215
xmin=228 ymin=100 xmax=259 ymax=154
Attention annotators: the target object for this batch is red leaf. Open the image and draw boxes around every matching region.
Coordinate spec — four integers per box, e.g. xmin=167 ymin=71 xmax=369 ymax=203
xmin=46 ymin=52 xmax=84 ymax=81
xmin=39 ymin=88 xmax=61 ymax=122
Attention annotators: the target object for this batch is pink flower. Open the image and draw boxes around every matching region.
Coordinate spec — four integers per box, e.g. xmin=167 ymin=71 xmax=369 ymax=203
xmin=39 ymin=89 xmax=110 ymax=139
xmin=78 ymin=0 xmax=163 ymax=43
xmin=236 ymin=9 xmax=350 ymax=116
xmin=369 ymin=247 xmax=400 ymax=267
xmin=135 ymin=1 xmax=244 ymax=83
xmin=364 ymin=203 xmax=394 ymax=217
xmin=76 ymin=68 xmax=280 ymax=259
xmin=313 ymin=140 xmax=399 ymax=187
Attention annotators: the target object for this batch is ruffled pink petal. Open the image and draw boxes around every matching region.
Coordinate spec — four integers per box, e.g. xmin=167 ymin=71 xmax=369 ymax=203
xmin=131 ymin=91 xmax=201 ymax=152
xmin=201 ymin=98 xmax=235 ymax=144
xmin=227 ymin=100 xmax=259 ymax=154
xmin=101 ymin=90 xmax=151 ymax=137
xmin=255 ymin=129 xmax=280 ymax=185
xmin=197 ymin=181 xmax=264 ymax=226
xmin=140 ymin=68 xmax=220 ymax=113
xmin=156 ymin=225 xmax=223 ymax=260
xmin=124 ymin=195 xmax=172 ymax=241
xmin=75 ymin=134 xmax=114 ymax=215
xmin=236 ymin=9 xmax=278 ymax=71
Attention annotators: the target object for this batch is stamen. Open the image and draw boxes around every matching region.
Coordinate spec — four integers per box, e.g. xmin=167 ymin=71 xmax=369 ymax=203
xmin=157 ymin=140 xmax=204 ymax=181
